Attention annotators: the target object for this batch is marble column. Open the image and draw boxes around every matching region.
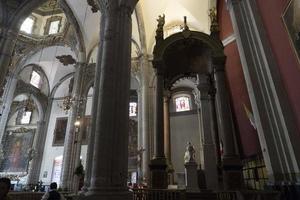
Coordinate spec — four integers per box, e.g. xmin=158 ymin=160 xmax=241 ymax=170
xmin=60 ymin=62 xmax=85 ymax=191
xmin=163 ymin=90 xmax=174 ymax=184
xmin=149 ymin=62 xmax=168 ymax=189
xmin=213 ymin=57 xmax=243 ymax=190
xmin=27 ymin=120 xmax=46 ymax=185
xmin=85 ymin=1 xmax=138 ymax=199
xmin=197 ymin=74 xmax=218 ymax=190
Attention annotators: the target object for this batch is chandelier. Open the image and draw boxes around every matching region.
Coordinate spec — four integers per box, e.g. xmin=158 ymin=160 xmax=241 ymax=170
xmin=59 ymin=95 xmax=73 ymax=113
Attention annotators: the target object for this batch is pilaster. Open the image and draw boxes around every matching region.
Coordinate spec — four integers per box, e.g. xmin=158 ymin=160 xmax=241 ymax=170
xmin=226 ymin=0 xmax=300 ymax=183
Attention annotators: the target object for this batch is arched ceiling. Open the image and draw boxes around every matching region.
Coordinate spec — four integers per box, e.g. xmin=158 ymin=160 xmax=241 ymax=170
xmin=62 ymin=0 xmax=216 ymax=55
xmin=18 ymin=0 xmax=217 ymax=98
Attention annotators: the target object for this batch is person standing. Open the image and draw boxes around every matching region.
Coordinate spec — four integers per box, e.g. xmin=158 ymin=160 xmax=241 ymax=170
xmin=0 ymin=177 xmax=12 ymax=200
xmin=41 ymin=182 xmax=65 ymax=200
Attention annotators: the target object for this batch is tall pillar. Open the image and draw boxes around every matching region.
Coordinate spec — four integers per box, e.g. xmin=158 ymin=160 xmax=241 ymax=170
xmin=0 ymin=74 xmax=18 ymax=142
xmin=85 ymin=1 xmax=138 ymax=199
xmin=163 ymin=90 xmax=174 ymax=184
xmin=0 ymin=27 xmax=17 ymax=89
xmin=149 ymin=62 xmax=167 ymax=189
xmin=27 ymin=120 xmax=46 ymax=185
xmin=83 ymin=16 xmax=105 ymax=191
xmin=213 ymin=57 xmax=243 ymax=190
xmin=197 ymin=74 xmax=218 ymax=190
xmin=137 ymin=88 xmax=143 ymax=184
xmin=72 ymin=98 xmax=87 ymax=192
xmin=60 ymin=62 xmax=85 ymax=191
xmin=226 ymin=0 xmax=300 ymax=184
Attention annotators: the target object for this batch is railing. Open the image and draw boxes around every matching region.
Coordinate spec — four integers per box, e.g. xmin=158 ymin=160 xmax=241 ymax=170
xmin=132 ymin=189 xmax=185 ymax=200
xmin=217 ymin=192 xmax=237 ymax=200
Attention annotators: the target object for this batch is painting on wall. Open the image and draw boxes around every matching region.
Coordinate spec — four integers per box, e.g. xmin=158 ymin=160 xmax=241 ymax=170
xmin=53 ymin=116 xmax=90 ymax=146
xmin=53 ymin=117 xmax=68 ymax=146
xmin=282 ymin=0 xmax=300 ymax=60
xmin=0 ymin=128 xmax=35 ymax=173
xmin=81 ymin=116 xmax=91 ymax=145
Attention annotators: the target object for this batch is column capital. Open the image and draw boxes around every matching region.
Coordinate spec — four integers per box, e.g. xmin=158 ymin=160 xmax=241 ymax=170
xmin=98 ymin=0 xmax=138 ymax=15
xmin=163 ymin=90 xmax=171 ymax=100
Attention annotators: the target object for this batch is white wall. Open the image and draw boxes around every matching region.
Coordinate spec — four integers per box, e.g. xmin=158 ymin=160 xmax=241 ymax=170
xmin=170 ymin=112 xmax=202 ymax=183
xmin=39 ymin=98 xmax=90 ymax=185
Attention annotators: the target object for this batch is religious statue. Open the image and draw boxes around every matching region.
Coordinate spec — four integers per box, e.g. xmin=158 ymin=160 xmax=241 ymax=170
xmin=155 ymin=14 xmax=165 ymax=43
xmin=184 ymin=142 xmax=196 ymax=163
xmin=208 ymin=7 xmax=219 ymax=33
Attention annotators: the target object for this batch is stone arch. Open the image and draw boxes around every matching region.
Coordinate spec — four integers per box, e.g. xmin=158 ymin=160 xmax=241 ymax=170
xmin=18 ymin=64 xmax=51 ymax=96
xmin=154 ymin=31 xmax=224 ymax=60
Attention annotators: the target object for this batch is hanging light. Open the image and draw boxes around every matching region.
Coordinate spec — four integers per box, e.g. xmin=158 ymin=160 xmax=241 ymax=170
xmin=61 ymin=95 xmax=73 ymax=112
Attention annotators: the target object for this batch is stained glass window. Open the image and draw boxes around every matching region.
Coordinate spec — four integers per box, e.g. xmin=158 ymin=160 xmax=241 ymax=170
xmin=129 ymin=102 xmax=137 ymax=117
xmin=30 ymin=71 xmax=41 ymax=88
xmin=20 ymin=17 xmax=34 ymax=34
xmin=175 ymin=96 xmax=191 ymax=112
xmin=48 ymin=20 xmax=60 ymax=34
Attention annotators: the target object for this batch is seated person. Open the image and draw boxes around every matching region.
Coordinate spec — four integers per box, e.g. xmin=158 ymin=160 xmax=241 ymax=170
xmin=0 ymin=177 xmax=12 ymax=200
xmin=41 ymin=182 xmax=65 ymax=200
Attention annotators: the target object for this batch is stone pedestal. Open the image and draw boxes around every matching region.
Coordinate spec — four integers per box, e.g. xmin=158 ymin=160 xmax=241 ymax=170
xmin=149 ymin=158 xmax=168 ymax=189
xmin=222 ymin=156 xmax=243 ymax=190
xmin=185 ymin=162 xmax=200 ymax=193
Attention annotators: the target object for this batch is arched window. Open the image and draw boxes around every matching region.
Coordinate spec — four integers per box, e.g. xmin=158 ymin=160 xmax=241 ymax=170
xmin=20 ymin=16 xmax=35 ymax=34
xmin=20 ymin=111 xmax=32 ymax=124
xmin=44 ymin=16 xmax=62 ymax=35
xmin=174 ymin=95 xmax=191 ymax=112
xmin=30 ymin=70 xmax=41 ymax=88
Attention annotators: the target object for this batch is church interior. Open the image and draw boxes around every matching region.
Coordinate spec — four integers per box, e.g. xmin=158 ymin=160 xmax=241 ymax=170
xmin=0 ymin=0 xmax=299 ymax=199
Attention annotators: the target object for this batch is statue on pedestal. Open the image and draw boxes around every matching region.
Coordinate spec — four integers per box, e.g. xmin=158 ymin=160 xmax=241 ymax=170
xmin=184 ymin=142 xmax=195 ymax=163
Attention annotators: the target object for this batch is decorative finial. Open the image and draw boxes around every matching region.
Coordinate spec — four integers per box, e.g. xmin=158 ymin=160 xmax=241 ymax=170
xmin=209 ymin=7 xmax=219 ymax=33
xmin=155 ymin=14 xmax=165 ymax=44
xmin=182 ymin=16 xmax=189 ymax=31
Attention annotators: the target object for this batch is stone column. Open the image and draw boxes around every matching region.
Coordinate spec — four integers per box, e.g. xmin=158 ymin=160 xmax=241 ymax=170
xmin=60 ymin=62 xmax=85 ymax=191
xmin=83 ymin=16 xmax=105 ymax=192
xmin=226 ymin=0 xmax=300 ymax=184
xmin=0 ymin=74 xmax=18 ymax=142
xmin=149 ymin=62 xmax=168 ymax=189
xmin=85 ymin=1 xmax=138 ymax=199
xmin=197 ymin=74 xmax=218 ymax=190
xmin=27 ymin=120 xmax=46 ymax=185
xmin=163 ymin=90 xmax=174 ymax=184
xmin=212 ymin=57 xmax=243 ymax=190
xmin=0 ymin=27 xmax=17 ymax=88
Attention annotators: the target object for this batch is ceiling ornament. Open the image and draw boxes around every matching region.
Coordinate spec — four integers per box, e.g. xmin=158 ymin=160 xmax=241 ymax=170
xmin=56 ymin=55 xmax=76 ymax=66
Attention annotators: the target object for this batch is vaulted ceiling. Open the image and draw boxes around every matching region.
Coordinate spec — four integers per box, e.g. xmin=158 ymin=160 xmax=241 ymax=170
xmin=17 ymin=0 xmax=217 ymax=96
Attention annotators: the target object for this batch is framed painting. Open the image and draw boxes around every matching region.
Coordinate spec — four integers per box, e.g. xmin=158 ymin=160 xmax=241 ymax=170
xmin=53 ymin=117 xmax=68 ymax=146
xmin=81 ymin=116 xmax=91 ymax=145
xmin=0 ymin=128 xmax=35 ymax=173
xmin=282 ymin=0 xmax=300 ymax=60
